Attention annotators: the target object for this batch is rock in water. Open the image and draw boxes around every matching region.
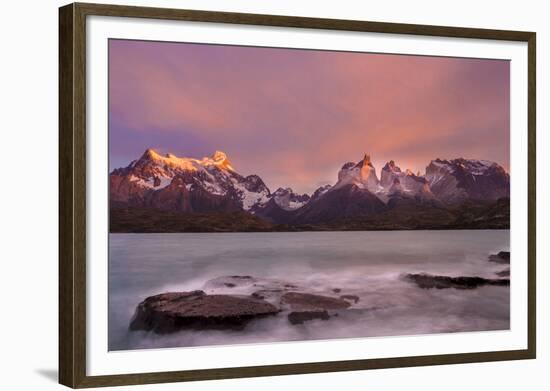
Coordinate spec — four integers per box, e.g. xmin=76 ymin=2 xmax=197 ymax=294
xmin=496 ymin=269 xmax=510 ymax=277
xmin=288 ymin=310 xmax=330 ymax=324
xmin=129 ymin=290 xmax=279 ymax=334
xmin=404 ymin=273 xmax=510 ymax=290
xmin=488 ymin=251 xmax=510 ymax=264
xmin=281 ymin=292 xmax=351 ymax=325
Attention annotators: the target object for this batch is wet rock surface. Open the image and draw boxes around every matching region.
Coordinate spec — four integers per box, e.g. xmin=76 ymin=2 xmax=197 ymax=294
xmin=129 ymin=282 xmax=358 ymax=331
xmin=404 ymin=273 xmax=510 ymax=290
xmin=281 ymin=292 xmax=352 ymax=310
xmin=281 ymin=292 xmax=351 ymax=325
xmin=288 ymin=310 xmax=331 ymax=324
xmin=203 ymin=275 xmax=303 ymax=307
xmin=496 ymin=269 xmax=510 ymax=277
xmin=488 ymin=251 xmax=510 ymax=264
xmin=129 ymin=290 xmax=279 ymax=334
xmin=251 ymin=289 xmax=283 ymax=302
xmin=129 ymin=263 xmax=511 ymax=334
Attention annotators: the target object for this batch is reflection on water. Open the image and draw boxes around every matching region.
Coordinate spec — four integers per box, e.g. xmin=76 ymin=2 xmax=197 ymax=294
xmin=109 ymin=230 xmax=510 ymax=351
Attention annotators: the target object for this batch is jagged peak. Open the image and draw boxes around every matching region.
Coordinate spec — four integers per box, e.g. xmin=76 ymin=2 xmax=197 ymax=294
xmin=355 ymin=153 xmax=374 ymax=168
xmin=274 ymin=187 xmax=293 ymax=194
xmin=210 ymin=150 xmax=234 ymax=171
xmin=428 ymin=157 xmax=500 ymax=172
xmin=316 ymin=184 xmax=332 ymax=191
xmin=245 ymin=174 xmax=262 ymax=181
xmin=142 ymin=148 xmax=162 ymax=160
xmin=141 ymin=148 xmax=181 ymax=163
xmin=135 ymin=149 xmax=235 ymax=172
xmin=382 ymin=160 xmax=401 ymax=172
xmin=363 ymin=153 xmax=371 ymax=164
xmin=212 ymin=150 xmax=228 ymax=162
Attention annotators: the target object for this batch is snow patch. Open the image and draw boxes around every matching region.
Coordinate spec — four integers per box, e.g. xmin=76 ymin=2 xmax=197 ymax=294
xmin=232 ymin=180 xmax=270 ymax=210
xmin=288 ymin=200 xmax=306 ymax=210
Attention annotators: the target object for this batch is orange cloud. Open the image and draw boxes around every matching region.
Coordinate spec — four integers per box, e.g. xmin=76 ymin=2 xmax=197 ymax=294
xmin=109 ymin=40 xmax=509 ymax=194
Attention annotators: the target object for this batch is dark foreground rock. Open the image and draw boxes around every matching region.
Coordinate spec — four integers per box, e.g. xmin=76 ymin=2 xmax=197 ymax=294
xmin=251 ymin=289 xmax=284 ymax=301
xmin=281 ymin=292 xmax=351 ymax=324
xmin=129 ymin=290 xmax=279 ymax=333
xmin=496 ymin=269 xmax=510 ymax=277
xmin=488 ymin=251 xmax=510 ymax=264
xmin=404 ymin=273 xmax=510 ymax=290
xmin=288 ymin=310 xmax=331 ymax=324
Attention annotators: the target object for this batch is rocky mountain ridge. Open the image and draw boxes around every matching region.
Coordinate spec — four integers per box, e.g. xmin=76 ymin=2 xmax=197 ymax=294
xmin=110 ymin=149 xmax=510 ymax=231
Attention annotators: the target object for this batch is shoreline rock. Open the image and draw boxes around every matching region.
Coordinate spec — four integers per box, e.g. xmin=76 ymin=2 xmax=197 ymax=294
xmin=496 ymin=269 xmax=510 ymax=277
xmin=281 ymin=292 xmax=351 ymax=325
xmin=488 ymin=251 xmax=510 ymax=264
xmin=404 ymin=273 xmax=510 ymax=290
xmin=129 ymin=290 xmax=279 ymax=334
xmin=129 ymin=263 xmax=509 ymax=333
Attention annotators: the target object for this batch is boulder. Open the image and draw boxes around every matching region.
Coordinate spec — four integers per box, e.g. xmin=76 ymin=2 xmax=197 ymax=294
xmin=281 ymin=292 xmax=351 ymax=325
xmin=251 ymin=289 xmax=284 ymax=301
xmin=404 ymin=273 xmax=510 ymax=290
xmin=129 ymin=290 xmax=279 ymax=334
xmin=288 ymin=310 xmax=330 ymax=324
xmin=488 ymin=251 xmax=510 ymax=264
xmin=496 ymin=269 xmax=510 ymax=277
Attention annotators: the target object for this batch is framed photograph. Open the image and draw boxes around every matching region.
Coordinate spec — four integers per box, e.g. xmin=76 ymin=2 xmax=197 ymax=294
xmin=59 ymin=2 xmax=536 ymax=388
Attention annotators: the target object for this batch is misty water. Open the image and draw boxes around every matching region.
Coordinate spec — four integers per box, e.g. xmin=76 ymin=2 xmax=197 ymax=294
xmin=109 ymin=230 xmax=510 ymax=351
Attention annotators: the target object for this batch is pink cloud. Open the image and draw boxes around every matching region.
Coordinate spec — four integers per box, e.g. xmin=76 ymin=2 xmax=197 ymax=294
xmin=109 ymin=40 xmax=509 ymax=194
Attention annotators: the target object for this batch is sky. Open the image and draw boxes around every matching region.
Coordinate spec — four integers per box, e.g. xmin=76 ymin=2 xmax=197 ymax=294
xmin=109 ymin=39 xmax=510 ymax=194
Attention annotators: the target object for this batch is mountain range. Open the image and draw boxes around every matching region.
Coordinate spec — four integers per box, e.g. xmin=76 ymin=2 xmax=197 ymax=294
xmin=109 ymin=149 xmax=510 ymax=232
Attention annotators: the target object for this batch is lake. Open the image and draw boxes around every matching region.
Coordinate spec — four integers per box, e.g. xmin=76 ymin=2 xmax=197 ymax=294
xmin=108 ymin=230 xmax=510 ymax=351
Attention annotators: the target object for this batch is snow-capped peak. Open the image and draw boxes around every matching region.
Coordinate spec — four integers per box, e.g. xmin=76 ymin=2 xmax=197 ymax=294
xmin=273 ymin=187 xmax=293 ymax=196
xmin=310 ymin=184 xmax=332 ymax=201
xmin=111 ymin=148 xmax=271 ymax=209
xmin=356 ymin=153 xmax=374 ymax=168
xmin=135 ymin=148 xmax=236 ymax=173
xmin=334 ymin=153 xmax=380 ymax=193
xmin=271 ymin=187 xmax=310 ymax=211
xmin=425 ymin=158 xmax=509 ymax=203
xmin=427 ymin=158 xmax=501 ymax=177
xmin=382 ymin=160 xmax=401 ymax=173
xmin=210 ymin=150 xmax=235 ymax=171
xmin=378 ymin=160 xmax=429 ymax=197
xmin=212 ymin=150 xmax=227 ymax=161
xmin=143 ymin=148 xmax=159 ymax=158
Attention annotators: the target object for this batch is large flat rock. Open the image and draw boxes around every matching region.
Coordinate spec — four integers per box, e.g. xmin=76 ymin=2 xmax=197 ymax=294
xmin=129 ymin=290 xmax=279 ymax=334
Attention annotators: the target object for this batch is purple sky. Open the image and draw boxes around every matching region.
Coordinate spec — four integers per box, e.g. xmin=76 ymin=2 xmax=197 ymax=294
xmin=109 ymin=39 xmax=510 ymax=194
